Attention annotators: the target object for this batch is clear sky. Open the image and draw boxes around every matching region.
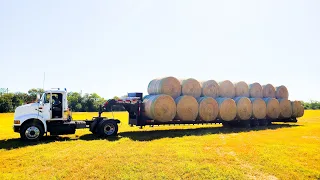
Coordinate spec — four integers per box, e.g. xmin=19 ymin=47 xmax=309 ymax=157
xmin=0 ymin=0 xmax=319 ymax=102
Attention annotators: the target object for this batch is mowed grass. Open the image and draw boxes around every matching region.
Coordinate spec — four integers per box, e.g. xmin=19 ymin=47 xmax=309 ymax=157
xmin=0 ymin=111 xmax=320 ymax=180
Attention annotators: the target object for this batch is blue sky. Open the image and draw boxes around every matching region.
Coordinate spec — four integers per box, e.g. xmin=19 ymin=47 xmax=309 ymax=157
xmin=0 ymin=0 xmax=319 ymax=102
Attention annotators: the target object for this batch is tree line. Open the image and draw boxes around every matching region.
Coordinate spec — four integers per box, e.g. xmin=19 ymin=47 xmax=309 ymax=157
xmin=0 ymin=88 xmax=122 ymax=113
xmin=0 ymin=88 xmax=319 ymax=113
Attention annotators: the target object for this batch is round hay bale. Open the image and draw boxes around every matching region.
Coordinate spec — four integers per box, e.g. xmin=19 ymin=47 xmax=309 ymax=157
xmin=197 ymin=97 xmax=218 ymax=121
xmin=249 ymin=98 xmax=267 ymax=119
xmin=291 ymin=100 xmax=304 ymax=118
xmin=291 ymin=100 xmax=301 ymax=118
xmin=233 ymin=97 xmax=252 ymax=120
xmin=215 ymin=98 xmax=237 ymax=121
xmin=200 ymin=80 xmax=219 ymax=98
xmin=219 ymin=80 xmax=235 ymax=98
xmin=147 ymin=76 xmax=181 ymax=99
xmin=249 ymin=82 xmax=263 ymax=98
xmin=180 ymin=78 xmax=201 ymax=98
xmin=143 ymin=94 xmax=176 ymax=122
xmin=175 ymin=95 xmax=199 ymax=121
xmin=143 ymin=95 xmax=152 ymax=100
xmin=276 ymin=85 xmax=289 ymax=99
xmin=262 ymin=84 xmax=276 ymax=98
xmin=278 ymin=98 xmax=292 ymax=118
xmin=263 ymin=98 xmax=280 ymax=119
xmin=234 ymin=81 xmax=249 ymax=97
xmin=298 ymin=103 xmax=305 ymax=117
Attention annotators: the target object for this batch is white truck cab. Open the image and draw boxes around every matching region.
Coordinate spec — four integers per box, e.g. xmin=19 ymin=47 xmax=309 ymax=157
xmin=13 ymin=88 xmax=72 ymax=140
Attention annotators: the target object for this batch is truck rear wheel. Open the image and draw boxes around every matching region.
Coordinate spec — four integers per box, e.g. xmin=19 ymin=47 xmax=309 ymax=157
xmin=98 ymin=120 xmax=118 ymax=137
xmin=20 ymin=122 xmax=44 ymax=141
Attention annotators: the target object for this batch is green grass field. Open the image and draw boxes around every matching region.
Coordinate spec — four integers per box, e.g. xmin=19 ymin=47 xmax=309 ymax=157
xmin=0 ymin=111 xmax=320 ymax=180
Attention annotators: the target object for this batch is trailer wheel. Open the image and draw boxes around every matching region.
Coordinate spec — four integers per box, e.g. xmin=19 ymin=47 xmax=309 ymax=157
xmin=98 ymin=120 xmax=118 ymax=137
xmin=250 ymin=119 xmax=259 ymax=127
xmin=20 ymin=122 xmax=44 ymax=141
xmin=259 ymin=119 xmax=268 ymax=126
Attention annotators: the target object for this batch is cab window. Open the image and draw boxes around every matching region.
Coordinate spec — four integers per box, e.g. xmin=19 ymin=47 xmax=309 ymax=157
xmin=43 ymin=93 xmax=50 ymax=103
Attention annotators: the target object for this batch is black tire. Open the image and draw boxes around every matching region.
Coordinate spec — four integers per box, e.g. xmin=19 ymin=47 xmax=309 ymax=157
xmin=97 ymin=120 xmax=118 ymax=137
xmin=250 ymin=119 xmax=259 ymax=127
xmin=259 ymin=119 xmax=268 ymax=126
xmin=20 ymin=122 xmax=44 ymax=141
xmin=243 ymin=120 xmax=251 ymax=128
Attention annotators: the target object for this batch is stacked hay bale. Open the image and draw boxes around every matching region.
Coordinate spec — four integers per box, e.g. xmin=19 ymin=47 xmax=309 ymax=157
xmin=143 ymin=94 xmax=176 ymax=122
xmin=197 ymin=97 xmax=219 ymax=121
xmin=144 ymin=76 xmax=304 ymax=122
xmin=250 ymin=98 xmax=267 ymax=119
xmin=175 ymin=95 xmax=199 ymax=121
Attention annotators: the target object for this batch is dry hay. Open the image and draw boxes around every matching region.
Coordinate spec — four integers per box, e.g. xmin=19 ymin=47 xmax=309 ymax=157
xmin=249 ymin=82 xmax=263 ymax=98
xmin=262 ymin=84 xmax=276 ymax=98
xmin=143 ymin=94 xmax=176 ymax=122
xmin=263 ymin=98 xmax=280 ymax=119
xmin=278 ymin=98 xmax=292 ymax=118
xmin=180 ymin=78 xmax=201 ymax=98
xmin=298 ymin=103 xmax=305 ymax=117
xmin=233 ymin=97 xmax=252 ymax=120
xmin=219 ymin=80 xmax=235 ymax=98
xmin=276 ymin=85 xmax=289 ymax=99
xmin=234 ymin=81 xmax=249 ymax=97
xmin=200 ymin=80 xmax=219 ymax=98
xmin=197 ymin=97 xmax=219 ymax=121
xmin=216 ymin=98 xmax=237 ymax=121
xmin=249 ymin=98 xmax=267 ymax=119
xmin=291 ymin=100 xmax=304 ymax=118
xmin=175 ymin=95 xmax=199 ymax=121
xmin=147 ymin=76 xmax=181 ymax=99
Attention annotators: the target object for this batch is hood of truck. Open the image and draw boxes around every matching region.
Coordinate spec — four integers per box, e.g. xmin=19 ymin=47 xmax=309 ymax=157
xmin=14 ymin=103 xmax=39 ymax=120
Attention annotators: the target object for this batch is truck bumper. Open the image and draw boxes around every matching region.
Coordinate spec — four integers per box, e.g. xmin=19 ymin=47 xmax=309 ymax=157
xmin=13 ymin=125 xmax=20 ymax=133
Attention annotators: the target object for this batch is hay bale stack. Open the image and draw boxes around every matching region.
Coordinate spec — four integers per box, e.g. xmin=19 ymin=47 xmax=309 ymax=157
xmin=197 ymin=97 xmax=219 ymax=121
xmin=249 ymin=83 xmax=263 ymax=98
xmin=249 ymin=98 xmax=267 ymax=119
xmin=233 ymin=97 xmax=252 ymax=120
xmin=216 ymin=98 xmax=237 ymax=121
xmin=262 ymin=84 xmax=276 ymax=98
xmin=219 ymin=80 xmax=235 ymax=98
xmin=175 ymin=95 xmax=199 ymax=121
xmin=291 ymin=100 xmax=304 ymax=118
xmin=278 ymin=98 xmax=292 ymax=118
xmin=276 ymin=85 xmax=289 ymax=99
xmin=263 ymin=98 xmax=280 ymax=119
xmin=143 ymin=94 xmax=176 ymax=122
xmin=147 ymin=76 xmax=181 ymax=99
xmin=180 ymin=78 xmax=201 ymax=98
xmin=234 ymin=81 xmax=249 ymax=97
xmin=200 ymin=80 xmax=219 ymax=98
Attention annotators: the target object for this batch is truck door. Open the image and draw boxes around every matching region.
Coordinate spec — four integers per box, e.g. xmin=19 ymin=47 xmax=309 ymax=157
xmin=39 ymin=93 xmax=52 ymax=120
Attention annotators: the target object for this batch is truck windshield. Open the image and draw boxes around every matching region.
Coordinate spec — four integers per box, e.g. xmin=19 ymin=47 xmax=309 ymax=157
xmin=39 ymin=93 xmax=46 ymax=104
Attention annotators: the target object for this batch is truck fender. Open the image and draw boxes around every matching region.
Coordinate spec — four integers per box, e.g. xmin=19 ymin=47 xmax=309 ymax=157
xmin=16 ymin=113 xmax=47 ymax=132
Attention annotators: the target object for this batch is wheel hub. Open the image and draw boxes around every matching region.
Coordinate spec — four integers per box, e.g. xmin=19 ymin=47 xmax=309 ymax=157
xmin=103 ymin=124 xmax=115 ymax=135
xmin=25 ymin=126 xmax=40 ymax=139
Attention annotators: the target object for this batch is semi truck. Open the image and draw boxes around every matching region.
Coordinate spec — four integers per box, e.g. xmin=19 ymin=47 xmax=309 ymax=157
xmin=12 ymin=88 xmax=298 ymax=141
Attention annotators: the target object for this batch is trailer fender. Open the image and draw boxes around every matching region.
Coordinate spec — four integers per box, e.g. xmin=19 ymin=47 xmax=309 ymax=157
xmin=111 ymin=119 xmax=120 ymax=124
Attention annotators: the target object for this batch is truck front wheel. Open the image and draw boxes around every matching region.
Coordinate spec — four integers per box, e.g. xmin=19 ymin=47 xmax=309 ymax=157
xmin=98 ymin=120 xmax=118 ymax=137
xmin=20 ymin=122 xmax=44 ymax=141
